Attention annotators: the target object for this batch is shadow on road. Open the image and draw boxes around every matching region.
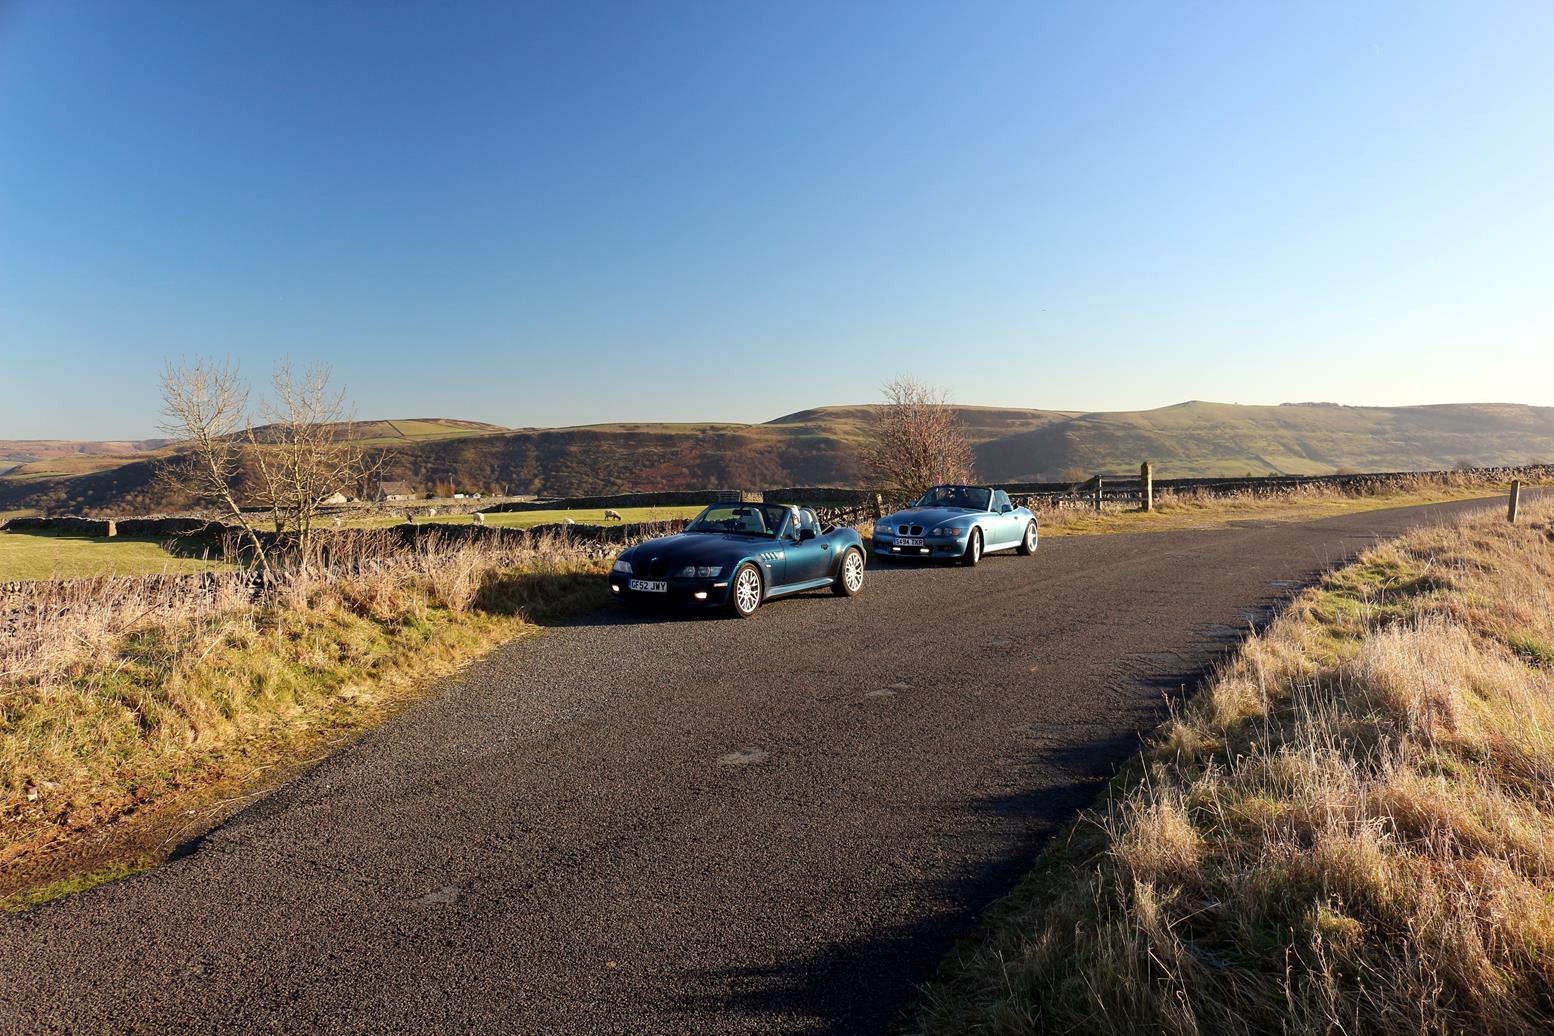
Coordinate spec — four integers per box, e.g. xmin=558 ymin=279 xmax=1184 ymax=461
xmin=527 ymin=552 xmax=1026 ymax=629
xmin=665 ymin=773 xmax=1115 ymax=1034
xmin=660 ymin=591 xmax=1290 ymax=1034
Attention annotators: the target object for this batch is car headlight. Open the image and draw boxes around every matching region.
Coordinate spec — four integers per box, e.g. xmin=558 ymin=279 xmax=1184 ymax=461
xmin=611 ymin=557 xmax=633 ymax=574
xmin=674 ymin=565 xmax=722 ymax=578
xmin=873 ymin=523 xmax=893 ymax=536
xmin=935 ymin=526 xmax=964 ymax=537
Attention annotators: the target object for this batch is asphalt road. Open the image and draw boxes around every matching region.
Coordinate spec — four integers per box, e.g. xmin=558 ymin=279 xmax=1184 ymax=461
xmin=0 ymin=496 xmax=1521 ymax=1035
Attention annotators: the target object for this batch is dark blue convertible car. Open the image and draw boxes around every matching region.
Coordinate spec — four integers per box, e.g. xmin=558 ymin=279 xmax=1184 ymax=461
xmin=609 ymin=502 xmax=866 ymax=617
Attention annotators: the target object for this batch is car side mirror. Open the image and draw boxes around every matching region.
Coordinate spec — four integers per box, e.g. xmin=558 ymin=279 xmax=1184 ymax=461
xmin=798 ymin=528 xmax=817 ymax=542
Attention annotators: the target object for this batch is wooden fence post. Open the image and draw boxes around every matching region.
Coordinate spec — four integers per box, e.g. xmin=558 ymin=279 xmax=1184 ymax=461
xmin=1093 ymin=477 xmax=1104 ymax=512
xmin=1140 ymin=462 xmax=1153 ymax=513
xmin=873 ymin=493 xmax=885 ymax=519
xmin=1508 ymin=479 xmax=1521 ymax=524
xmin=105 ymin=519 xmax=117 ymax=538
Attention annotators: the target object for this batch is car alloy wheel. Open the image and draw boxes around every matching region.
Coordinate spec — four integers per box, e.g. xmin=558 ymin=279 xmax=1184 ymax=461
xmin=731 ymin=563 xmax=762 ymax=617
xmin=1019 ymin=521 xmax=1037 ymax=555
xmin=844 ymin=550 xmax=864 ymax=592
xmin=963 ymin=528 xmax=982 ymax=566
xmin=833 ymin=547 xmax=865 ymax=596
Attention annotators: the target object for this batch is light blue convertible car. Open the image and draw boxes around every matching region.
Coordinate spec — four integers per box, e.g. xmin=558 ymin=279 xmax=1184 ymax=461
xmin=873 ymin=485 xmax=1038 ymax=565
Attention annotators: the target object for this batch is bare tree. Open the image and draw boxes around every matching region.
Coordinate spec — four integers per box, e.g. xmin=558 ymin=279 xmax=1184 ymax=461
xmin=858 ymin=376 xmax=976 ymax=500
xmin=248 ymin=361 xmax=380 ymax=562
xmin=158 ymin=358 xmax=380 ymax=572
xmin=157 ymin=358 xmax=273 ymax=574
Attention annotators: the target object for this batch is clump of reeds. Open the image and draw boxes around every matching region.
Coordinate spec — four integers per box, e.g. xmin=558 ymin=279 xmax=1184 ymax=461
xmin=0 ymin=571 xmax=253 ymax=689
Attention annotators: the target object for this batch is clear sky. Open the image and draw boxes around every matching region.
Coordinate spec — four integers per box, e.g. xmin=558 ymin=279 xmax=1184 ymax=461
xmin=2 ymin=1 xmax=1551 ymax=439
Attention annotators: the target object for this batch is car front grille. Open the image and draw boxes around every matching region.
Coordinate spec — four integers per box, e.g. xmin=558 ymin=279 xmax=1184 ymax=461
xmin=643 ymin=558 xmax=668 ymax=579
xmin=896 ymin=524 xmax=923 ymax=535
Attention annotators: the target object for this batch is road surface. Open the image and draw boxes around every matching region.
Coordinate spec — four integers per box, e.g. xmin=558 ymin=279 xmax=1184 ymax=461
xmin=0 ymin=497 xmax=1518 ymax=1034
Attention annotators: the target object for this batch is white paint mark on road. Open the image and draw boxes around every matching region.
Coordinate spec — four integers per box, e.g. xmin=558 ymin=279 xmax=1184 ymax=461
xmin=718 ymin=748 xmax=769 ymax=767
xmin=414 ymin=885 xmax=462 ymax=905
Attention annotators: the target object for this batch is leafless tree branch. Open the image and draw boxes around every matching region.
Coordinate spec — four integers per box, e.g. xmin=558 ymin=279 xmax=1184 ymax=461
xmin=156 ymin=358 xmax=272 ymax=575
xmin=857 ymin=375 xmax=976 ymax=500
xmin=248 ymin=360 xmax=382 ymax=564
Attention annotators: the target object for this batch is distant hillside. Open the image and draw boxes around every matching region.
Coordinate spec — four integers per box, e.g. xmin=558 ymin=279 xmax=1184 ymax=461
xmin=3 ymin=402 xmax=1552 ymax=514
xmin=974 ymin=401 xmax=1554 ymax=479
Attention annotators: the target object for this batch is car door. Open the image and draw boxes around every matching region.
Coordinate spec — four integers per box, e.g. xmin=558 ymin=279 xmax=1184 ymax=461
xmin=781 ymin=508 xmax=833 ymax=584
xmin=989 ymin=490 xmax=1021 ymax=548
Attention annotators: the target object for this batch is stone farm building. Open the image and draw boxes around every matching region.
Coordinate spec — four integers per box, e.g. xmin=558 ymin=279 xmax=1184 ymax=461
xmin=373 ymin=481 xmax=418 ymax=502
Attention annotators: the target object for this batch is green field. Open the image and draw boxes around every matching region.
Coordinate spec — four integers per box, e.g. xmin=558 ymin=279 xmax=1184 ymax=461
xmin=338 ymin=504 xmax=706 ymax=530
xmin=0 ymin=507 xmax=698 ymax=580
xmin=346 ymin=418 xmax=508 ymax=447
xmin=0 ymin=533 xmax=232 ymax=582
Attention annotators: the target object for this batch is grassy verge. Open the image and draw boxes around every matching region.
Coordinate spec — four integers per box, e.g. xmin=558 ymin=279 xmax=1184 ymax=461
xmin=906 ymin=499 xmax=1554 ymax=1034
xmin=0 ymin=531 xmax=234 ymax=581
xmin=1035 ymin=478 xmax=1535 ymax=538
xmin=0 ymin=533 xmax=610 ymax=908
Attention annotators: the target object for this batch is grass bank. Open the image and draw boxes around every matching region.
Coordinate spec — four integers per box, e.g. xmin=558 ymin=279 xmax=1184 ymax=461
xmin=907 ymin=499 xmax=1554 ymax=1034
xmin=0 ymin=532 xmax=611 ymax=908
xmin=1035 ymin=471 xmax=1538 ymax=538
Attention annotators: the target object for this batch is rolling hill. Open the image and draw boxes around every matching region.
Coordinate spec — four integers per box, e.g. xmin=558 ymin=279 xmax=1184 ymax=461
xmin=973 ymin=401 xmax=1554 ymax=480
xmin=3 ymin=402 xmax=1552 ymax=514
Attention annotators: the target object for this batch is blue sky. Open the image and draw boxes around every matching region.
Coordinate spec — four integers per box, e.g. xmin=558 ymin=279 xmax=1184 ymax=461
xmin=2 ymin=1 xmax=1551 ymax=439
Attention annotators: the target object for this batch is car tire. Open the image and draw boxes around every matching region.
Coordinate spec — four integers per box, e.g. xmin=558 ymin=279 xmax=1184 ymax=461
xmin=728 ymin=562 xmax=763 ymax=618
xmin=961 ymin=528 xmax=983 ymax=567
xmin=831 ymin=547 xmax=865 ymax=596
xmin=1017 ymin=521 xmax=1038 ymax=556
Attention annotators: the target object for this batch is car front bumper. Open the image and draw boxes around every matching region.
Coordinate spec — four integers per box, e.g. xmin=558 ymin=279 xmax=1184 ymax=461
xmin=608 ymin=576 xmax=734 ymax=609
xmin=873 ymin=533 xmax=967 ymax=559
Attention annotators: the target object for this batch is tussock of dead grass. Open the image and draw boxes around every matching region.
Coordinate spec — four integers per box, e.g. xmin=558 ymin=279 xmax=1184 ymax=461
xmin=0 ymin=530 xmax=610 ymax=898
xmin=909 ymin=501 xmax=1554 ymax=1036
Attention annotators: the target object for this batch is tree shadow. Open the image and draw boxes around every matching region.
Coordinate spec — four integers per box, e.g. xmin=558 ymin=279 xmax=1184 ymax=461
xmin=660 ymin=778 xmax=1118 ymax=1035
xmin=656 ymin=602 xmax=1281 ymax=1033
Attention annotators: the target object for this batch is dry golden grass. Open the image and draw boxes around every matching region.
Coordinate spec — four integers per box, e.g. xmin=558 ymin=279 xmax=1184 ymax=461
xmin=908 ymin=498 xmax=1554 ymax=1035
xmin=1033 ymin=469 xmax=1543 ymax=538
xmin=0 ymin=530 xmax=611 ymax=904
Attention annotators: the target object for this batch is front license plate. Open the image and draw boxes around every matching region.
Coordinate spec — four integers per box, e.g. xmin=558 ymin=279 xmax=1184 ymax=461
xmin=628 ymin=579 xmax=668 ymax=593
xmin=896 ymin=537 xmax=924 ymax=547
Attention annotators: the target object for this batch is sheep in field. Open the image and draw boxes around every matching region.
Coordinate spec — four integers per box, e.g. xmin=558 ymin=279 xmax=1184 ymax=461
xmin=603 ymin=509 xmax=624 ymax=521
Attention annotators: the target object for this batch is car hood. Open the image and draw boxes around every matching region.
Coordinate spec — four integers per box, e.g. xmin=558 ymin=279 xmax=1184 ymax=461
xmin=879 ymin=506 xmax=985 ymax=528
xmin=622 ymin=531 xmax=777 ymax=566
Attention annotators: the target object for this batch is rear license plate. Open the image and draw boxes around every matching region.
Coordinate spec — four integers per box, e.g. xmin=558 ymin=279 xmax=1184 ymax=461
xmin=628 ymin=579 xmax=668 ymax=593
xmin=896 ymin=537 xmax=924 ymax=547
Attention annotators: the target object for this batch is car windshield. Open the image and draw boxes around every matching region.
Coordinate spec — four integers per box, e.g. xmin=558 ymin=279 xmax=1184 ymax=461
xmin=915 ymin=485 xmax=991 ymax=510
xmin=686 ymin=503 xmax=791 ymax=537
